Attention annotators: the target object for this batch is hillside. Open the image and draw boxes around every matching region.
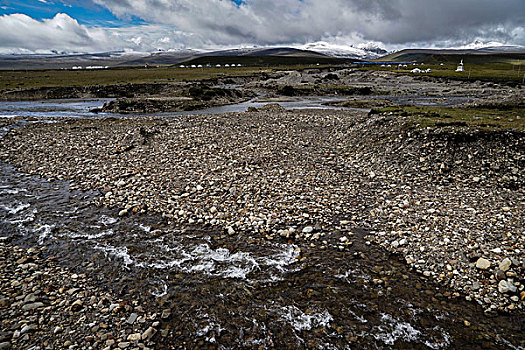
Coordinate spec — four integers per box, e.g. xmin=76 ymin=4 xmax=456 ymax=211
xmin=378 ymin=48 xmax=525 ymax=64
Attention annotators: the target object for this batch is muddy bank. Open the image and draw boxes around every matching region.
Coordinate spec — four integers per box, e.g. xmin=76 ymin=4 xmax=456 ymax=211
xmin=0 ymin=83 xmax=181 ymax=101
xmin=0 ymin=108 xmax=523 ymax=317
xmin=96 ymin=85 xmax=254 ymax=114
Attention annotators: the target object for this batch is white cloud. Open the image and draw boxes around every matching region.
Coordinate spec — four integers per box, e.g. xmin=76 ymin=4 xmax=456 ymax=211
xmin=1 ymin=1 xmax=524 ymax=54
xmin=92 ymin=0 xmax=525 ymax=47
xmin=0 ymin=13 xmax=124 ymax=54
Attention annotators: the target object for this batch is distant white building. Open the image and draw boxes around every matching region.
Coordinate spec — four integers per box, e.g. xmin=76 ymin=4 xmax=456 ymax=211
xmin=456 ymin=59 xmax=464 ymax=72
xmin=411 ymin=68 xmax=431 ymax=74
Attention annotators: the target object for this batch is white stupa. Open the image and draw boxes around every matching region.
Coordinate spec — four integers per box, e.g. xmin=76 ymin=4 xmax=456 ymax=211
xmin=456 ymin=59 xmax=464 ymax=72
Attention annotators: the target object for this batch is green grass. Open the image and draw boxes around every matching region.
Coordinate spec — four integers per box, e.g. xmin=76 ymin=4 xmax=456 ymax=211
xmin=377 ymin=51 xmax=525 ymax=65
xmin=363 ymin=51 xmax=525 ymax=84
xmin=0 ymin=66 xmax=268 ymax=91
xmin=361 ymin=62 xmax=525 ymax=84
xmin=373 ymin=106 xmax=525 ymax=131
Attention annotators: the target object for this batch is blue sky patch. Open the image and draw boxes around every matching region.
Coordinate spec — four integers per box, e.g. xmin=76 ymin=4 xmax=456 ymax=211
xmin=0 ymin=0 xmax=145 ymax=26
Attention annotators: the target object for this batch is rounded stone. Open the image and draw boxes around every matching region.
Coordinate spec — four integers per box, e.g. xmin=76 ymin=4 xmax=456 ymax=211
xmin=475 ymin=258 xmax=491 ymax=270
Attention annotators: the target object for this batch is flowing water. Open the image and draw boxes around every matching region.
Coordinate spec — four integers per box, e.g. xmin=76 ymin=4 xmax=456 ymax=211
xmin=0 ymin=104 xmax=524 ymax=349
xmin=0 ymin=94 xmax=472 ymax=119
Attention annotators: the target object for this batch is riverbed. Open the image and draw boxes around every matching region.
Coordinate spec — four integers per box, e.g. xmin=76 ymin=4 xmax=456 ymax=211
xmin=0 ymin=102 xmax=524 ymax=349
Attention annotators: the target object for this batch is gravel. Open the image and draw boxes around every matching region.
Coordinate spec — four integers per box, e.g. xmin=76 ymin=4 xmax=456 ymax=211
xmin=0 ymin=105 xmax=523 ymax=315
xmin=0 ymin=242 xmax=164 ymax=349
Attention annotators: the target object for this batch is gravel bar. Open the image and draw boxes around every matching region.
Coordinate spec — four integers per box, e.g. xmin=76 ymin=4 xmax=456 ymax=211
xmin=0 ymin=105 xmax=523 ymax=316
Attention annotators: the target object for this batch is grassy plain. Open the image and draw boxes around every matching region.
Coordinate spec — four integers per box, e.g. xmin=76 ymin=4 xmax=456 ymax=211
xmin=0 ymin=66 xmax=269 ymax=91
xmin=373 ymin=106 xmax=525 ymax=131
xmin=362 ymin=62 xmax=525 ymax=84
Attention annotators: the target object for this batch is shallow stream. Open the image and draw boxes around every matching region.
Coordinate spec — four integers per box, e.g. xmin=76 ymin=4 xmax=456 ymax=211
xmin=0 ymin=93 xmax=473 ymax=120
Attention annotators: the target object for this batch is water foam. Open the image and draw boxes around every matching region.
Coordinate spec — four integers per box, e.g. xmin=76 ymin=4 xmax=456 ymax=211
xmin=35 ymin=224 xmax=55 ymax=244
xmin=1 ymin=203 xmax=30 ymax=215
xmin=94 ymin=244 xmax=134 ymax=268
xmin=99 ymin=215 xmax=118 ymax=226
xmin=373 ymin=313 xmax=422 ymax=346
xmin=279 ymin=306 xmax=333 ymax=331
xmin=69 ymin=229 xmax=114 ymax=240
xmin=0 ymin=187 xmax=28 ymax=195
xmin=137 ymin=242 xmax=299 ymax=280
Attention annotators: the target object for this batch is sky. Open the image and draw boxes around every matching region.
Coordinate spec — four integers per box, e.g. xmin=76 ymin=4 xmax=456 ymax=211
xmin=0 ymin=0 xmax=524 ymax=54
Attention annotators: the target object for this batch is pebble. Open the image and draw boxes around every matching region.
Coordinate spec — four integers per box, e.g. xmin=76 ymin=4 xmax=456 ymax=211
xmin=476 ymin=258 xmax=491 ymax=270
xmin=499 ymin=258 xmax=512 ymax=272
xmin=302 ymin=226 xmax=314 ymax=234
xmin=0 ymin=243 xmax=154 ymax=350
xmin=70 ymin=299 xmax=83 ymax=312
xmin=22 ymin=302 xmax=44 ymax=311
xmin=0 ymin=96 xmax=523 ymax=317
xmin=498 ymin=280 xmax=517 ymax=294
xmin=127 ymin=313 xmax=139 ymax=324
xmin=141 ymin=327 xmax=156 ymax=340
xmin=127 ymin=333 xmax=141 ymax=341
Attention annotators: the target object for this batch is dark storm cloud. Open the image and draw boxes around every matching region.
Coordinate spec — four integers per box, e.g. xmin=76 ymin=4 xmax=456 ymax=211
xmin=1 ymin=0 xmax=524 ymax=53
xmin=89 ymin=0 xmax=525 ymax=47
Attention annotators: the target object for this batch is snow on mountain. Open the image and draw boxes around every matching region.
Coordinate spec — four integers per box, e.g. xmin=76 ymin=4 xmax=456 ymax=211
xmin=297 ymin=41 xmax=388 ymax=59
xmin=444 ymin=40 xmax=525 ymax=53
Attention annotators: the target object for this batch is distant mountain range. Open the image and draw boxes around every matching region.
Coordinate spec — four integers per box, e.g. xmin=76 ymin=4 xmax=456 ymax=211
xmin=0 ymin=44 xmax=523 ymax=70
xmin=378 ymin=46 xmax=525 ymax=64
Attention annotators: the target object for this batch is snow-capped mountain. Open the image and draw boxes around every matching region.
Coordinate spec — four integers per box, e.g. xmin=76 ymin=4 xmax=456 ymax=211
xmin=297 ymin=41 xmax=388 ymax=59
